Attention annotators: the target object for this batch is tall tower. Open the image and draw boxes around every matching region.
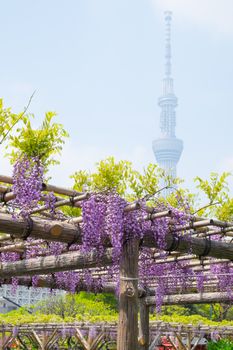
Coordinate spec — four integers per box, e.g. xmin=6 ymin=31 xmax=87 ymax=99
xmin=152 ymin=11 xmax=183 ymax=182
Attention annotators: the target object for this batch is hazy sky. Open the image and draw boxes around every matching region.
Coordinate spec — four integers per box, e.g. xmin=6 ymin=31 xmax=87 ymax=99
xmin=1 ymin=0 xmax=233 ymax=191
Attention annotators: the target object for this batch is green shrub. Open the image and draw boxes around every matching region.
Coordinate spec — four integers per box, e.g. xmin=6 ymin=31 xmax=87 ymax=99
xmin=208 ymin=339 xmax=233 ymax=349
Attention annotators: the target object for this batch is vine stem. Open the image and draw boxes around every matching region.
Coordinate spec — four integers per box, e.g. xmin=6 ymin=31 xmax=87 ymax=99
xmin=0 ymin=90 xmax=36 ymax=145
xmin=192 ymin=202 xmax=221 ymax=215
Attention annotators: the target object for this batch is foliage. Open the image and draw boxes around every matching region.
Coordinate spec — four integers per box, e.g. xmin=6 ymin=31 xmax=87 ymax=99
xmin=185 ymin=303 xmax=233 ymax=322
xmin=162 ymin=303 xmax=233 ymax=322
xmin=35 ymin=292 xmax=118 ymax=320
xmin=71 ymin=157 xmax=132 ymax=196
xmin=62 ymin=206 xmax=82 ymax=217
xmin=194 ymin=172 xmax=230 ymax=216
xmin=2 ymin=301 xmax=233 ymax=327
xmin=161 ymin=305 xmax=192 ymax=316
xmin=127 ymin=163 xmax=165 ymax=198
xmin=207 ymin=339 xmax=233 ymax=349
xmin=0 ymin=309 xmax=64 ymax=325
xmin=8 ymin=111 xmax=69 ymax=171
xmin=91 ymin=158 xmax=132 ymax=195
xmin=193 ymin=171 xmax=233 ymax=221
xmin=214 ymin=197 xmax=233 ymax=221
xmin=150 ymin=312 xmax=233 ymax=326
xmin=0 ymin=99 xmax=28 ymax=145
xmin=71 ymin=157 xmax=233 ymax=221
xmin=195 ymin=172 xmax=230 ymax=204
xmin=71 ymin=156 xmax=192 ymax=204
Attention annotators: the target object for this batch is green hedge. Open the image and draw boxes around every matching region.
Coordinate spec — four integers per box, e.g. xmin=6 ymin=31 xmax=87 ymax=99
xmin=207 ymin=339 xmax=233 ymax=349
xmin=1 ymin=292 xmax=233 ymax=327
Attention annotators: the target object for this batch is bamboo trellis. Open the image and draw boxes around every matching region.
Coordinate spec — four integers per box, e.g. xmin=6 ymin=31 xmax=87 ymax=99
xmin=0 ymin=174 xmax=233 ymax=350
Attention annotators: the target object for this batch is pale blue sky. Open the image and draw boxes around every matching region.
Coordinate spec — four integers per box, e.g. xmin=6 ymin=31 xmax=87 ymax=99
xmin=1 ymin=0 xmax=233 ymax=191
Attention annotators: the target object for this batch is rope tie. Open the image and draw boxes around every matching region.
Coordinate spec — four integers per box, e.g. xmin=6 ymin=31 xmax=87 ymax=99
xmin=166 ymin=234 xmax=180 ymax=253
xmin=0 ymin=191 xmax=8 ymax=205
xmin=199 ymin=237 xmax=211 ymax=259
xmin=22 ymin=217 xmax=34 ymax=240
xmin=69 ymin=196 xmax=75 ymax=206
xmin=67 ymin=224 xmax=81 ymax=249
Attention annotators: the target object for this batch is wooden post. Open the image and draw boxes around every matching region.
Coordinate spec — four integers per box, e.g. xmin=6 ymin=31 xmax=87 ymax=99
xmin=117 ymin=237 xmax=139 ymax=350
xmin=139 ymin=299 xmax=149 ymax=350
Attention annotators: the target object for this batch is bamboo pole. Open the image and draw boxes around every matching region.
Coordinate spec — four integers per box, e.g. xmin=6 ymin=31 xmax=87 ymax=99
xmin=0 ymin=174 xmax=82 ymax=197
xmin=174 ymin=218 xmax=233 ymax=232
xmin=152 ymin=254 xmax=230 ymax=266
xmin=0 ymin=240 xmax=44 ymax=253
xmin=29 ymin=192 xmax=89 ymax=214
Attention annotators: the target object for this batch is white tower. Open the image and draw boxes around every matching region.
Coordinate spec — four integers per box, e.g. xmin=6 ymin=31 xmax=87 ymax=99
xmin=152 ymin=11 xmax=183 ymax=185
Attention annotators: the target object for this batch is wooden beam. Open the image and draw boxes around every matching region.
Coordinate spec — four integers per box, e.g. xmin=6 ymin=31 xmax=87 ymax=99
xmin=144 ymin=229 xmax=233 ymax=260
xmin=145 ymin=291 xmax=233 ymax=306
xmin=0 ymin=249 xmax=113 ymax=277
xmin=0 ymin=212 xmax=82 ymax=244
xmin=1 ymin=212 xmax=233 ymax=261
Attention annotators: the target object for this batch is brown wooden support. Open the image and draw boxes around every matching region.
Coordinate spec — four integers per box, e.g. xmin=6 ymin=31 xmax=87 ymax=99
xmin=187 ymin=332 xmax=191 ymax=350
xmin=138 ymin=298 xmax=149 ymax=350
xmin=1 ymin=211 xmax=233 ymax=261
xmin=0 ymin=248 xmax=113 ymax=277
xmin=145 ymin=291 xmax=233 ymax=306
xmin=167 ymin=335 xmax=179 ymax=350
xmin=149 ymin=334 xmax=161 ymax=350
xmin=117 ymin=237 xmax=139 ymax=350
xmin=174 ymin=332 xmax=187 ymax=350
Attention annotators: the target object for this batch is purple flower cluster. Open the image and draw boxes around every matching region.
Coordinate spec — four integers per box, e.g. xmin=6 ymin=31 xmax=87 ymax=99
xmin=155 ymin=283 xmax=165 ymax=313
xmin=105 ymin=194 xmax=126 ymax=260
xmin=80 ymin=192 xmax=200 ymax=310
xmin=82 ymin=193 xmax=128 ymax=261
xmin=55 ymin=271 xmax=81 ymax=293
xmin=81 ymin=194 xmax=108 ymax=256
xmin=151 ymin=217 xmax=169 ymax=251
xmin=12 ymin=156 xmax=44 ymax=218
xmin=211 ymin=262 xmax=233 ymax=295
xmin=88 ymin=326 xmax=97 ymax=341
xmin=44 ymin=191 xmax=57 ymax=215
xmin=11 ymin=277 xmax=18 ymax=294
xmin=196 ymin=272 xmax=205 ymax=292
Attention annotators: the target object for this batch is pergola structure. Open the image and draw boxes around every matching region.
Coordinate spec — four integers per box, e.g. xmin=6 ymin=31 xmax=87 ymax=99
xmin=0 ymin=322 xmax=232 ymax=350
xmin=0 ymin=174 xmax=233 ymax=350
